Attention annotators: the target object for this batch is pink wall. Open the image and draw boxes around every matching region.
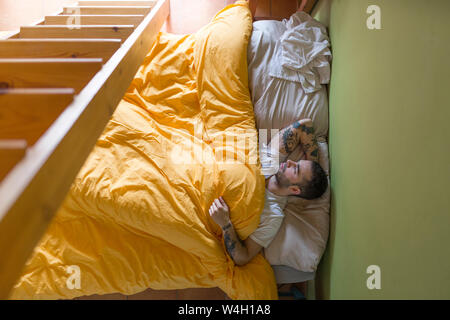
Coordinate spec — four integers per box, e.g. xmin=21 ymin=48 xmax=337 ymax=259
xmin=0 ymin=0 xmax=77 ymax=31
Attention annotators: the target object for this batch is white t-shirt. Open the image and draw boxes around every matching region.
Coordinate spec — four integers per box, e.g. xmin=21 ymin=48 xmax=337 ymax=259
xmin=249 ymin=189 xmax=287 ymax=248
xmin=249 ymin=145 xmax=288 ymax=248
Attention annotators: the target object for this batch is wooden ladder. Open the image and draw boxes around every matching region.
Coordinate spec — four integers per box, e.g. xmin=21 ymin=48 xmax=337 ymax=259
xmin=0 ymin=0 xmax=169 ymax=299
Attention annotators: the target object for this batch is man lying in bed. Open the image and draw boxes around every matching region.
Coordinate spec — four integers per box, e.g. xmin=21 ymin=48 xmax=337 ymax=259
xmin=209 ymin=119 xmax=328 ymax=266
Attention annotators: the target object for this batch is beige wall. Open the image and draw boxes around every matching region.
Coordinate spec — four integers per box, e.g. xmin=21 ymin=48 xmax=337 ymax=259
xmin=0 ymin=0 xmax=77 ymax=31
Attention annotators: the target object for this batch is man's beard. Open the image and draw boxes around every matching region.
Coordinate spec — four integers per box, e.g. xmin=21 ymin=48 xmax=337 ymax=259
xmin=275 ymin=168 xmax=291 ymax=188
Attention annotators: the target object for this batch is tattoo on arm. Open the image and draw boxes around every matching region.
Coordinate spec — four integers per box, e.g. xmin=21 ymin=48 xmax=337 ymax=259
xmin=282 ymin=128 xmax=299 ymax=155
xmin=297 ymin=122 xmax=319 ymax=161
xmin=222 ymin=223 xmax=248 ymax=265
xmin=271 ymin=122 xmax=301 ymax=156
xmin=269 ymin=119 xmax=319 ymax=161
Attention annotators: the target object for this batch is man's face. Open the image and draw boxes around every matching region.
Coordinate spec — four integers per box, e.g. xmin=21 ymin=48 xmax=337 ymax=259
xmin=275 ymin=160 xmax=314 ymax=195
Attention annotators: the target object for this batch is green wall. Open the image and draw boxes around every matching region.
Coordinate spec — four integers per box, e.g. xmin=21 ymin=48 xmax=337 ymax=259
xmin=313 ymin=0 xmax=450 ymax=299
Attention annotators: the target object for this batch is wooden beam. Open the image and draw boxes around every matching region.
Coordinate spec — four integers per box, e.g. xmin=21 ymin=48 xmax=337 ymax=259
xmin=19 ymin=25 xmax=134 ymax=42
xmin=0 ymin=39 xmax=121 ymax=62
xmin=45 ymin=15 xmax=145 ymax=27
xmin=63 ymin=6 xmax=152 ymax=15
xmin=271 ymin=0 xmax=297 ymax=19
xmin=0 ymin=88 xmax=75 ymax=146
xmin=254 ymin=16 xmax=284 ymax=21
xmin=255 ymin=0 xmax=271 ymax=17
xmin=0 ymin=140 xmax=27 ymax=182
xmin=78 ymin=0 xmax=156 ymax=6
xmin=0 ymin=58 xmax=103 ymax=93
xmin=0 ymin=0 xmax=169 ymax=300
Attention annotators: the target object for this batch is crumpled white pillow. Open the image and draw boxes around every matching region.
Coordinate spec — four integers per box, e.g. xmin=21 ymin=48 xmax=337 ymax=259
xmin=248 ymin=14 xmax=330 ymax=139
xmin=268 ymin=11 xmax=332 ymax=93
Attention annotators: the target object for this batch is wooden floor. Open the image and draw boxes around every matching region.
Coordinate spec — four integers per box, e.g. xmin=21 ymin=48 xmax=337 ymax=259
xmin=76 ymin=0 xmax=304 ymax=301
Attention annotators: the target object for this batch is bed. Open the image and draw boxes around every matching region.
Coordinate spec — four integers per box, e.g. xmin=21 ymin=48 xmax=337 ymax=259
xmin=9 ymin=1 xmax=331 ymax=300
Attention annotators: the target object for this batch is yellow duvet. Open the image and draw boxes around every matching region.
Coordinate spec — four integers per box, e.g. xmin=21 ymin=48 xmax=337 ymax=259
xmin=10 ymin=1 xmax=277 ymax=300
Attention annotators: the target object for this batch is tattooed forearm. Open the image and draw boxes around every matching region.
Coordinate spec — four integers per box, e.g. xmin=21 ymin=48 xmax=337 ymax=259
xmin=223 ymin=223 xmax=236 ymax=253
xmin=272 ymin=121 xmax=301 ymax=156
xmin=282 ymin=128 xmax=299 ymax=155
xmin=294 ymin=122 xmax=314 ymax=134
xmin=222 ymin=222 xmax=248 ymax=265
xmin=268 ymin=119 xmax=319 ymax=161
xmin=297 ymin=121 xmax=319 ymax=161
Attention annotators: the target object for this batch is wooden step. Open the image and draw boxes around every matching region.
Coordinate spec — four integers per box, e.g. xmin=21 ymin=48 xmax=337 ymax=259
xmin=0 ymin=39 xmax=121 ymax=62
xmin=78 ymin=1 xmax=156 ymax=6
xmin=0 ymin=88 xmax=75 ymax=146
xmin=45 ymin=15 xmax=145 ymax=27
xmin=0 ymin=140 xmax=27 ymax=181
xmin=19 ymin=25 xmax=134 ymax=42
xmin=63 ymin=6 xmax=152 ymax=15
xmin=0 ymin=58 xmax=103 ymax=93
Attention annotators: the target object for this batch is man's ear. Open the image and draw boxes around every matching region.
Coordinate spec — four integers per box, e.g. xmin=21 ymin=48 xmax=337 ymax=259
xmin=289 ymin=185 xmax=301 ymax=196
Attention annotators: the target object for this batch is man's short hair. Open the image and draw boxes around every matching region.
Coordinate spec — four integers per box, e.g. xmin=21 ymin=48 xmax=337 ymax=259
xmin=295 ymin=161 xmax=328 ymax=200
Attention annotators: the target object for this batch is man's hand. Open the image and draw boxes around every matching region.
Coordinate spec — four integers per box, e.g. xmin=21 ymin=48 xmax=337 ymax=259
xmin=208 ymin=197 xmax=231 ymax=229
xmin=208 ymin=196 xmax=263 ymax=266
